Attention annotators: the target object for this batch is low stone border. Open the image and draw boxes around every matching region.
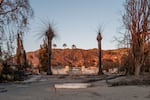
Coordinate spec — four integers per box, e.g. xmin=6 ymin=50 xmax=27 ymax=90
xmin=54 ymin=83 xmax=92 ymax=89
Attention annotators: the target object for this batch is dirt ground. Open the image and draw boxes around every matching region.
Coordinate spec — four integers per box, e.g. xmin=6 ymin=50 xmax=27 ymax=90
xmin=0 ymin=75 xmax=150 ymax=100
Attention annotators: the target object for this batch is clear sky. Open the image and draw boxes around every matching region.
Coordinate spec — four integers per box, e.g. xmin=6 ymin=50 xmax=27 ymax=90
xmin=24 ymin=0 xmax=125 ymax=52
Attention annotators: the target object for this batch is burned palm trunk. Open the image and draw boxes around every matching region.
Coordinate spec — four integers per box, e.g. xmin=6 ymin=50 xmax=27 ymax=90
xmin=16 ymin=33 xmax=27 ymax=72
xmin=46 ymin=24 xmax=55 ymax=75
xmin=97 ymin=32 xmax=103 ymax=75
xmin=47 ymin=38 xmax=52 ymax=75
xmin=38 ymin=22 xmax=55 ymax=75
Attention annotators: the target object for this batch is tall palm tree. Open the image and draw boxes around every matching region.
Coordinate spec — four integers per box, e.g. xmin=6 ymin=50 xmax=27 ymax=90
xmin=63 ymin=43 xmax=67 ymax=49
xmin=40 ymin=23 xmax=55 ymax=75
xmin=46 ymin=24 xmax=55 ymax=75
xmin=97 ymin=32 xmax=103 ymax=75
xmin=53 ymin=43 xmax=57 ymax=49
xmin=72 ymin=44 xmax=76 ymax=49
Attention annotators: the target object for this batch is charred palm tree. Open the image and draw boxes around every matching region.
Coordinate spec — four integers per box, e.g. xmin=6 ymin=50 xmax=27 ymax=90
xmin=53 ymin=43 xmax=57 ymax=49
xmin=39 ymin=22 xmax=56 ymax=75
xmin=72 ymin=44 xmax=76 ymax=49
xmin=97 ymin=32 xmax=103 ymax=75
xmin=45 ymin=24 xmax=55 ymax=75
xmin=16 ymin=33 xmax=26 ymax=70
xmin=63 ymin=43 xmax=67 ymax=49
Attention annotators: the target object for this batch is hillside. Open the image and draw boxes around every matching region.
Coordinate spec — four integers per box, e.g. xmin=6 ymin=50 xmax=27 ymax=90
xmin=26 ymin=48 xmax=128 ymax=69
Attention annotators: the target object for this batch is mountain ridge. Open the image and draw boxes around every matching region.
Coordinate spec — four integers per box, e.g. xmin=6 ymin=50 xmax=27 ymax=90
xmin=26 ymin=48 xmax=128 ymax=69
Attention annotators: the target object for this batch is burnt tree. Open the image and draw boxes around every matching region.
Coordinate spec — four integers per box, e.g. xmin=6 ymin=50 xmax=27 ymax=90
xmin=97 ymin=32 xmax=103 ymax=75
xmin=123 ymin=0 xmax=150 ymax=77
